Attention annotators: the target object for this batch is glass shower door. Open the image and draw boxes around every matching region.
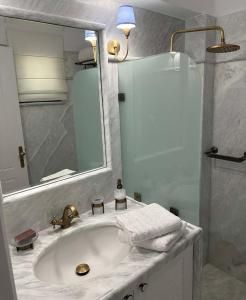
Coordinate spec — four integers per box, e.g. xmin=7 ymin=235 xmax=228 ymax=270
xmin=118 ymin=53 xmax=202 ymax=225
xmin=71 ymin=68 xmax=104 ymax=172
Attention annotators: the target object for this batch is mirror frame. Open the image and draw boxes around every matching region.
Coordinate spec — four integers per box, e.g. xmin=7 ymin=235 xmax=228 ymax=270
xmin=0 ymin=5 xmax=112 ymax=197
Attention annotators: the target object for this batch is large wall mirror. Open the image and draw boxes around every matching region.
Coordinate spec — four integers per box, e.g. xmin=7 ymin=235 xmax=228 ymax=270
xmin=0 ymin=16 xmax=106 ymax=195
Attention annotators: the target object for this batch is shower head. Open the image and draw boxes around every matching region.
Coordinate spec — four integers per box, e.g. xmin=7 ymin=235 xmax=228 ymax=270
xmin=169 ymin=26 xmax=240 ymax=54
xmin=207 ymin=42 xmax=240 ymax=53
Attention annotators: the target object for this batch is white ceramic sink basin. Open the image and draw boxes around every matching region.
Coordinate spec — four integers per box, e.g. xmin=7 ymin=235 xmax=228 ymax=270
xmin=34 ymin=223 xmax=130 ymax=285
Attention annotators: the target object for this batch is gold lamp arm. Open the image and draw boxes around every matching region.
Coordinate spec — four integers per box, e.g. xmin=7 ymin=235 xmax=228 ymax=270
xmin=170 ymin=25 xmax=225 ymax=52
xmin=108 ymin=29 xmax=131 ymax=63
xmin=115 ymin=37 xmax=129 ymax=62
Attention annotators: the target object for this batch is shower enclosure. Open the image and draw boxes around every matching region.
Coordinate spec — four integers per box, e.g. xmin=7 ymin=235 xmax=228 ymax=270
xmin=72 ymin=68 xmax=104 ymax=172
xmin=118 ymin=53 xmax=203 ymax=226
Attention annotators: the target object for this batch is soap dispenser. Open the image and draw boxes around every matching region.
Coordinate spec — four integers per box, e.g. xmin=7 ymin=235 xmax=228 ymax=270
xmin=114 ymin=179 xmax=127 ymax=210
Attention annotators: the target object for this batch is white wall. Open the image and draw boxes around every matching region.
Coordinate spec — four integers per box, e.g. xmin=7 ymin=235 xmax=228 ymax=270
xmin=154 ymin=0 xmax=246 ymax=17
xmin=93 ymin=0 xmax=246 ymax=19
xmin=214 ymin=0 xmax=246 ymax=17
xmin=151 ymin=0 xmax=214 ymax=17
xmin=150 ymin=0 xmax=246 ymax=17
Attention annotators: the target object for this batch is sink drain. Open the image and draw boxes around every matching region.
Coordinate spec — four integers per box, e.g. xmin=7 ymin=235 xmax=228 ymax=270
xmin=75 ymin=263 xmax=90 ymax=276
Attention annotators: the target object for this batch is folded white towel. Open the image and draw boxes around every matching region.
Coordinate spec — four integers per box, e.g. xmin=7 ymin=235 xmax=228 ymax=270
xmin=136 ymin=221 xmax=187 ymax=252
xmin=116 ymin=203 xmax=182 ymax=243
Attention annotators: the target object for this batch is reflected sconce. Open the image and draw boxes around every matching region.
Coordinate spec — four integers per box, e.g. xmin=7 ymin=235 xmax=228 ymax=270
xmin=107 ymin=5 xmax=136 ymax=62
xmin=85 ymin=30 xmax=97 ymax=62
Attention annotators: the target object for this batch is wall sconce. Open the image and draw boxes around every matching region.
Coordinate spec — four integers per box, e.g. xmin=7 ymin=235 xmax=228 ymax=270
xmin=107 ymin=5 xmax=136 ymax=62
xmin=85 ymin=30 xmax=97 ymax=62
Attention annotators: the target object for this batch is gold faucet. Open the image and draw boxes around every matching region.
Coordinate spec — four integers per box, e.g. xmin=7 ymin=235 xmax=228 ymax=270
xmin=50 ymin=205 xmax=79 ymax=229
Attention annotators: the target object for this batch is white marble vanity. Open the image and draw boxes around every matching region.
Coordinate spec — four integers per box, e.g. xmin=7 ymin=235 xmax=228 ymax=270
xmin=10 ymin=199 xmax=202 ymax=300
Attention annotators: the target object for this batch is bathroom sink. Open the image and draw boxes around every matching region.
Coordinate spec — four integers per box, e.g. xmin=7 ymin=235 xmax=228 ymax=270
xmin=34 ymin=223 xmax=131 ymax=285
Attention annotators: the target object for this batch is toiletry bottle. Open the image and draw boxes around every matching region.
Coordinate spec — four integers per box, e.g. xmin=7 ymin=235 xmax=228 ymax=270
xmin=114 ymin=179 xmax=127 ymax=210
xmin=91 ymin=196 xmax=104 ymax=215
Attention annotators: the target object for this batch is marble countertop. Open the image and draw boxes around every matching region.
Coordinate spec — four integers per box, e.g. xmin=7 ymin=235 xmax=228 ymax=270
xmin=10 ymin=199 xmax=202 ymax=300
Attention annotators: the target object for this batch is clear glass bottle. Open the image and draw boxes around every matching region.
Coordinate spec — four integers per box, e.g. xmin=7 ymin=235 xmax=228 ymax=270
xmin=91 ymin=196 xmax=104 ymax=215
xmin=114 ymin=179 xmax=127 ymax=210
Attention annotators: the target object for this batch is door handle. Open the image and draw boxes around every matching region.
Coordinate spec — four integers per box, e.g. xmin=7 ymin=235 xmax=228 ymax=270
xmin=139 ymin=283 xmax=148 ymax=292
xmin=122 ymin=295 xmax=133 ymax=300
xmin=18 ymin=146 xmax=26 ymax=168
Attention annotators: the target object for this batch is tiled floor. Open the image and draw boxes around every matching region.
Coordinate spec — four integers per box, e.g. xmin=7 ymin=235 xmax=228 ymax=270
xmin=201 ymin=264 xmax=246 ymax=300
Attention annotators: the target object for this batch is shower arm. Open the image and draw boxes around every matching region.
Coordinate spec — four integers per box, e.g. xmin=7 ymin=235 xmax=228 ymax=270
xmin=169 ymin=25 xmax=225 ymax=52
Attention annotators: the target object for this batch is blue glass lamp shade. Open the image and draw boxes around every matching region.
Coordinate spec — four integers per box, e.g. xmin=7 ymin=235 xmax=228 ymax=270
xmin=85 ymin=30 xmax=97 ymax=43
xmin=116 ymin=5 xmax=136 ymax=31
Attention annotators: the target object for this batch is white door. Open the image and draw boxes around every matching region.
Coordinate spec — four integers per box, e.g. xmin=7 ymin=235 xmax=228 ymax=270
xmin=0 ymin=46 xmax=29 ymax=194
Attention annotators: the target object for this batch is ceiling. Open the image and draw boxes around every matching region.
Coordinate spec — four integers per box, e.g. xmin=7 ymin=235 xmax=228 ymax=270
xmin=117 ymin=0 xmax=199 ymax=20
xmin=78 ymin=0 xmax=199 ymax=20
xmin=78 ymin=0 xmax=246 ymax=19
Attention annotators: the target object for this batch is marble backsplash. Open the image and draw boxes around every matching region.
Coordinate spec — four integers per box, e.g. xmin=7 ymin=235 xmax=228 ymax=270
xmin=3 ymin=168 xmax=114 ymax=239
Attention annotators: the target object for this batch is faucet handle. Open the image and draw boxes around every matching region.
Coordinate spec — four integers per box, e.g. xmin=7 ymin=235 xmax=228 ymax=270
xmin=50 ymin=216 xmax=57 ymax=229
xmin=66 ymin=205 xmax=79 ymax=219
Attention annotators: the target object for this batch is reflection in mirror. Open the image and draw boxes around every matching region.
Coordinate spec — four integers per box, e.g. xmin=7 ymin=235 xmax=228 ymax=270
xmin=0 ymin=17 xmax=105 ymax=194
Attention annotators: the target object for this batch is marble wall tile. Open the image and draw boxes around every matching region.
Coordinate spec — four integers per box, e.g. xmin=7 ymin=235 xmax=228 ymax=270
xmin=209 ymin=59 xmax=246 ymax=283
xmin=184 ymin=8 xmax=246 ymax=278
xmin=0 ymin=1 xmax=185 ymax=53
xmin=185 ymin=14 xmax=217 ymax=64
xmin=213 ymin=61 xmax=246 ymax=155
xmin=199 ymin=63 xmax=215 ymax=263
xmin=3 ymin=168 xmax=114 ymax=239
xmin=216 ymin=10 xmax=246 ymax=63
xmin=111 ymin=8 xmax=185 ymax=58
xmin=20 ymin=101 xmax=78 ymax=186
xmin=0 ymin=1 xmax=185 ymax=58
xmin=209 ymin=167 xmax=246 ymax=282
xmin=107 ymin=63 xmax=122 ymax=185
xmin=184 ymin=14 xmax=216 ymax=264
xmin=0 ymin=0 xmax=109 ymax=23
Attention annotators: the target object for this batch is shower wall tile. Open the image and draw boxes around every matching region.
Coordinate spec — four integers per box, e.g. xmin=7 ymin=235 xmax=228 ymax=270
xmin=209 ymin=58 xmax=246 ymax=282
xmin=183 ymin=12 xmax=217 ymax=264
xmin=213 ymin=61 xmax=246 ymax=154
xmin=186 ymin=7 xmax=246 ymax=280
xmin=127 ymin=8 xmax=184 ymax=57
xmin=185 ymin=14 xmax=216 ymax=64
xmin=216 ymin=10 xmax=246 ymax=63
xmin=209 ymin=168 xmax=246 ymax=283
xmin=199 ymin=63 xmax=215 ymax=263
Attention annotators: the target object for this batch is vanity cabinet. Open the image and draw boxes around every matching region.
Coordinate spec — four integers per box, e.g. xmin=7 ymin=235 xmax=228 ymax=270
xmin=121 ymin=246 xmax=193 ymax=300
